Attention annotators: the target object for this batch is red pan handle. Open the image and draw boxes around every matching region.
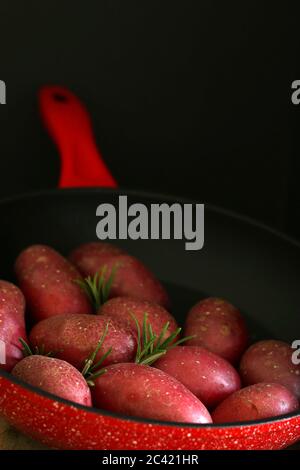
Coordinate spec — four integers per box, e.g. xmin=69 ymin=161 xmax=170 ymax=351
xmin=39 ymin=85 xmax=117 ymax=188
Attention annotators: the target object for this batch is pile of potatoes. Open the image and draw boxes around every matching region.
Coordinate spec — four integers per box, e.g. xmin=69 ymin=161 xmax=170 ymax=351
xmin=0 ymin=242 xmax=299 ymax=425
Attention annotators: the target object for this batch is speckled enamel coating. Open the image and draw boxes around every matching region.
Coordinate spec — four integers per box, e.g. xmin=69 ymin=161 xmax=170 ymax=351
xmin=0 ymin=375 xmax=299 ymax=450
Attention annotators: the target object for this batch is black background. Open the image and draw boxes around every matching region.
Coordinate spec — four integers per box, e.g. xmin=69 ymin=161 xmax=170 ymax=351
xmin=0 ymin=1 xmax=299 ymax=236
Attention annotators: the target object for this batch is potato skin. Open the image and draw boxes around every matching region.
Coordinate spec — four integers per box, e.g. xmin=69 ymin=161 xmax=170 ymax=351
xmin=69 ymin=242 xmax=125 ymax=274
xmin=92 ymin=363 xmax=212 ymax=424
xmin=184 ymin=298 xmax=248 ymax=363
xmin=98 ymin=297 xmax=178 ymax=343
xmin=69 ymin=242 xmax=170 ymax=309
xmin=0 ymin=281 xmax=27 ymax=371
xmin=240 ymin=340 xmax=300 ymax=399
xmin=15 ymin=245 xmax=93 ymax=322
xmin=29 ymin=314 xmax=136 ymax=370
xmin=12 ymin=355 xmax=92 ymax=406
xmin=212 ymin=383 xmax=299 ymax=423
xmin=154 ymin=346 xmax=241 ymax=408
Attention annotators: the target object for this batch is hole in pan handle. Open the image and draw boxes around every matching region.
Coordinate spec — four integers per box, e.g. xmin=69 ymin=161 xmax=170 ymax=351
xmin=38 ymin=85 xmax=118 ymax=189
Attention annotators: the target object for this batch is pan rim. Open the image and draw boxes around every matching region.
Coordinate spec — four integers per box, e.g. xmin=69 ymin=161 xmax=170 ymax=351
xmin=1 ymin=368 xmax=299 ymax=430
xmin=0 ymin=187 xmax=299 ymax=430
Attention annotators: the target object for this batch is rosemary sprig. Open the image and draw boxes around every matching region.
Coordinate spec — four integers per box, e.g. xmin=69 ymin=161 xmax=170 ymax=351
xmin=75 ymin=264 xmax=118 ymax=311
xmin=81 ymin=323 xmax=112 ymax=386
xmin=132 ymin=314 xmax=195 ymax=366
xmin=19 ymin=338 xmax=54 ymax=358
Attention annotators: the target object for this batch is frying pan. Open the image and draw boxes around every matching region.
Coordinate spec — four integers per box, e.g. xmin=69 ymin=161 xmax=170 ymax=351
xmin=0 ymin=86 xmax=299 ymax=450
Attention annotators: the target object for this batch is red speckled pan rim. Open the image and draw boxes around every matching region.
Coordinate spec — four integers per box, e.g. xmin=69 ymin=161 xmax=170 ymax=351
xmin=0 ymin=188 xmax=299 ymax=429
xmin=1 ymin=369 xmax=299 ymax=429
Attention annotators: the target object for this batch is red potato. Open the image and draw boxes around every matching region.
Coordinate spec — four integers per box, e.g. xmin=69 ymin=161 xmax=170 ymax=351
xmin=154 ymin=346 xmax=241 ymax=408
xmin=91 ymin=363 xmax=212 ymax=424
xmin=12 ymin=355 xmax=92 ymax=406
xmin=0 ymin=281 xmax=27 ymax=371
xmin=240 ymin=340 xmax=300 ymax=399
xmin=69 ymin=242 xmax=125 ymax=273
xmin=98 ymin=297 xmax=178 ymax=343
xmin=29 ymin=314 xmax=136 ymax=370
xmin=15 ymin=244 xmax=93 ymax=322
xmin=212 ymin=383 xmax=299 ymax=423
xmin=184 ymin=298 xmax=248 ymax=363
xmin=69 ymin=242 xmax=170 ymax=309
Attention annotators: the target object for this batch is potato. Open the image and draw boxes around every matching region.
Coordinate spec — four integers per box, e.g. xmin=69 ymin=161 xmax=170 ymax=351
xmin=29 ymin=314 xmax=136 ymax=370
xmin=184 ymin=298 xmax=248 ymax=363
xmin=12 ymin=355 xmax=92 ymax=406
xmin=69 ymin=242 xmax=170 ymax=308
xmin=240 ymin=340 xmax=300 ymax=399
xmin=69 ymin=241 xmax=125 ymax=274
xmin=212 ymin=383 xmax=299 ymax=423
xmin=92 ymin=363 xmax=212 ymax=424
xmin=98 ymin=297 xmax=178 ymax=343
xmin=15 ymin=245 xmax=93 ymax=322
xmin=0 ymin=281 xmax=27 ymax=371
xmin=154 ymin=346 xmax=241 ymax=408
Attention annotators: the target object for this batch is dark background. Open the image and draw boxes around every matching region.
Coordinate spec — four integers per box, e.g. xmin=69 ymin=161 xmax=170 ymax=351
xmin=0 ymin=1 xmax=299 ymax=236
